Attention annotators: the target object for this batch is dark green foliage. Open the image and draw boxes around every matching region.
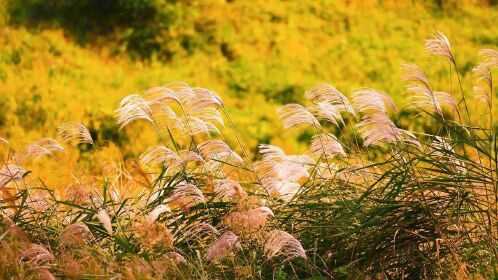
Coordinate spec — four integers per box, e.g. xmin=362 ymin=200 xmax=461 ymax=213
xmin=7 ymin=0 xmax=183 ymax=59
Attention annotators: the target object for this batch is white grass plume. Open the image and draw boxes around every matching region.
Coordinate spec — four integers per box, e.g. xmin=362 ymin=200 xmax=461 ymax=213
xmin=402 ymin=63 xmax=432 ymax=92
xmin=478 ymin=48 xmax=498 ymax=67
xmin=59 ymin=223 xmax=94 ymax=246
xmin=166 ymin=181 xmax=205 ymax=210
xmin=57 ymin=122 xmax=94 ymax=145
xmin=140 ymin=147 xmax=203 ymax=174
xmin=473 ymin=86 xmax=491 ymax=109
xmin=214 ymin=179 xmax=247 ymax=201
xmin=277 ymin=104 xmax=321 ymax=131
xmin=146 ymin=205 xmax=171 ymax=224
xmin=182 ymin=222 xmax=219 ymax=242
xmin=412 ymin=89 xmax=458 ymax=117
xmin=97 ymin=209 xmax=113 ymax=235
xmin=431 ymin=136 xmax=466 ymax=173
xmin=206 ymin=231 xmax=241 ymax=262
xmin=256 ymin=145 xmax=315 ymax=200
xmin=305 ymin=83 xmax=352 ymax=107
xmin=0 ymin=164 xmax=26 ymax=187
xmin=307 ymin=102 xmax=345 ymax=127
xmin=21 ymin=244 xmax=55 ymax=267
xmin=473 ymin=57 xmax=494 ymax=109
xmin=178 ymin=150 xmax=203 ymax=164
xmin=426 ymin=31 xmax=454 ymax=62
xmin=165 ymin=251 xmax=187 ymax=264
xmin=143 ymin=85 xmax=182 ymax=105
xmin=473 ymin=63 xmax=493 ymax=87
xmin=351 ymin=89 xmax=397 ymax=114
xmin=274 ymin=159 xmax=314 ymax=182
xmin=187 ymin=87 xmax=223 ymax=112
xmin=310 ymin=133 xmax=346 ymax=158
xmin=259 ymin=145 xmax=315 ymax=182
xmin=198 ymin=139 xmax=243 ymax=165
xmin=224 ymin=206 xmax=274 ymax=232
xmin=180 ymin=116 xmax=221 ymax=136
xmin=259 ymin=144 xmax=315 ymax=166
xmin=163 ymin=251 xmax=187 ymax=265
xmin=264 ymin=230 xmax=306 ymax=261
xmin=258 ymin=144 xmax=286 ymax=161
xmin=264 ymin=178 xmax=301 ymax=202
xmin=159 ymin=82 xmax=196 ymax=103
xmin=140 ymin=146 xmax=181 ymax=168
xmin=115 ymin=94 xmax=154 ymax=129
xmin=14 ymin=138 xmax=64 ymax=162
xmin=402 ymin=63 xmax=457 ymax=116
xmin=357 ymin=113 xmax=421 ymax=149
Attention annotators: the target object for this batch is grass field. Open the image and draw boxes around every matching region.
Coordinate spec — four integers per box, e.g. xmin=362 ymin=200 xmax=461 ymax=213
xmin=1 ymin=0 xmax=498 ymax=279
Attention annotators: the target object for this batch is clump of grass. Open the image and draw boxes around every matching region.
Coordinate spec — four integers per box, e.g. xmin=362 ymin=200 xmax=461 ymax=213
xmin=1 ymin=33 xmax=497 ymax=279
xmin=272 ymin=32 xmax=498 ymax=278
xmin=0 ymin=82 xmax=309 ymax=279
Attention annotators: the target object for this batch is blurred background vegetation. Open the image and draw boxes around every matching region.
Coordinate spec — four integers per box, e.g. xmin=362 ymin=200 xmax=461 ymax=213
xmin=1 ymin=0 xmax=497 ymax=158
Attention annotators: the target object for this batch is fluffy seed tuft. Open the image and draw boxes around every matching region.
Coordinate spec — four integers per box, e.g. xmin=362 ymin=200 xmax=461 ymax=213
xmin=264 ymin=230 xmax=306 ymax=260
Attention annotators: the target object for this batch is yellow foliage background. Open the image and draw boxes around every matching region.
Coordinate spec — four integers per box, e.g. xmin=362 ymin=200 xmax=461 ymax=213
xmin=1 ymin=0 xmax=497 ymax=159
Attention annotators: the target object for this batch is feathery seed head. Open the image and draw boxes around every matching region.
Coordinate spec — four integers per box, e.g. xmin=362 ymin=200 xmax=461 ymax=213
xmin=0 ymin=164 xmax=26 ymax=187
xmin=206 ymin=231 xmax=241 ymax=262
xmin=473 ymin=61 xmax=493 ymax=108
xmin=21 ymin=244 xmax=55 ymax=267
xmin=151 ymin=252 xmax=187 ymax=276
xmin=181 ymin=116 xmax=221 ymax=136
xmin=198 ymin=139 xmax=243 ymax=166
xmin=264 ymin=230 xmax=306 ymax=261
xmin=357 ymin=113 xmax=421 ymax=149
xmin=473 ymin=63 xmax=492 ymax=86
xmin=59 ymin=223 xmax=94 ymax=247
xmin=402 ymin=64 xmax=457 ymax=116
xmin=214 ymin=179 xmax=247 ymax=201
xmin=310 ymin=133 xmax=346 ymax=158
xmin=140 ymin=146 xmax=184 ymax=174
xmin=187 ymin=87 xmax=223 ymax=111
xmin=307 ymin=102 xmax=345 ymax=127
xmin=224 ymin=206 xmax=274 ymax=232
xmin=426 ymin=31 xmax=454 ymax=62
xmin=401 ymin=63 xmax=432 ymax=92
xmin=97 ymin=209 xmax=113 ymax=235
xmin=473 ymin=86 xmax=491 ymax=109
xmin=115 ymin=94 xmax=154 ymax=129
xmin=352 ymin=89 xmax=397 ymax=114
xmin=258 ymin=144 xmax=286 ymax=161
xmin=478 ymin=49 xmax=498 ymax=67
xmin=305 ymin=84 xmax=352 ymax=107
xmin=164 ymin=252 xmax=187 ymax=265
xmin=146 ymin=204 xmax=171 ymax=224
xmin=166 ymin=181 xmax=205 ymax=210
xmin=14 ymin=138 xmax=64 ymax=163
xmin=431 ymin=136 xmax=466 ymax=173
xmin=143 ymin=86 xmax=181 ymax=105
xmin=257 ymin=206 xmax=275 ymax=217
xmin=277 ymin=104 xmax=321 ymax=131
xmin=57 ymin=122 xmax=94 ymax=145
xmin=182 ymin=222 xmax=220 ymax=242
xmin=178 ymin=150 xmax=203 ymax=163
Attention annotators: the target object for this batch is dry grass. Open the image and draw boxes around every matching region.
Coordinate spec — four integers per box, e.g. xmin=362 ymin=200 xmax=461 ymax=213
xmin=1 ymin=33 xmax=497 ymax=279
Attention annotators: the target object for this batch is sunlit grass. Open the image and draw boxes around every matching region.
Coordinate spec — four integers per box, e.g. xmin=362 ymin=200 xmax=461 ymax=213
xmin=1 ymin=31 xmax=498 ymax=279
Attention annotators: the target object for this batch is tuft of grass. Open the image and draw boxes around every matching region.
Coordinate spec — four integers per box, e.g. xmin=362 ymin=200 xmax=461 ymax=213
xmin=0 ymin=32 xmax=497 ymax=279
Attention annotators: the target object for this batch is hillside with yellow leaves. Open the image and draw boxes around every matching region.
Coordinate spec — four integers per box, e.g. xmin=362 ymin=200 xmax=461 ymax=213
xmin=1 ymin=1 xmax=498 ymax=279
xmin=1 ymin=1 xmax=497 ymax=155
